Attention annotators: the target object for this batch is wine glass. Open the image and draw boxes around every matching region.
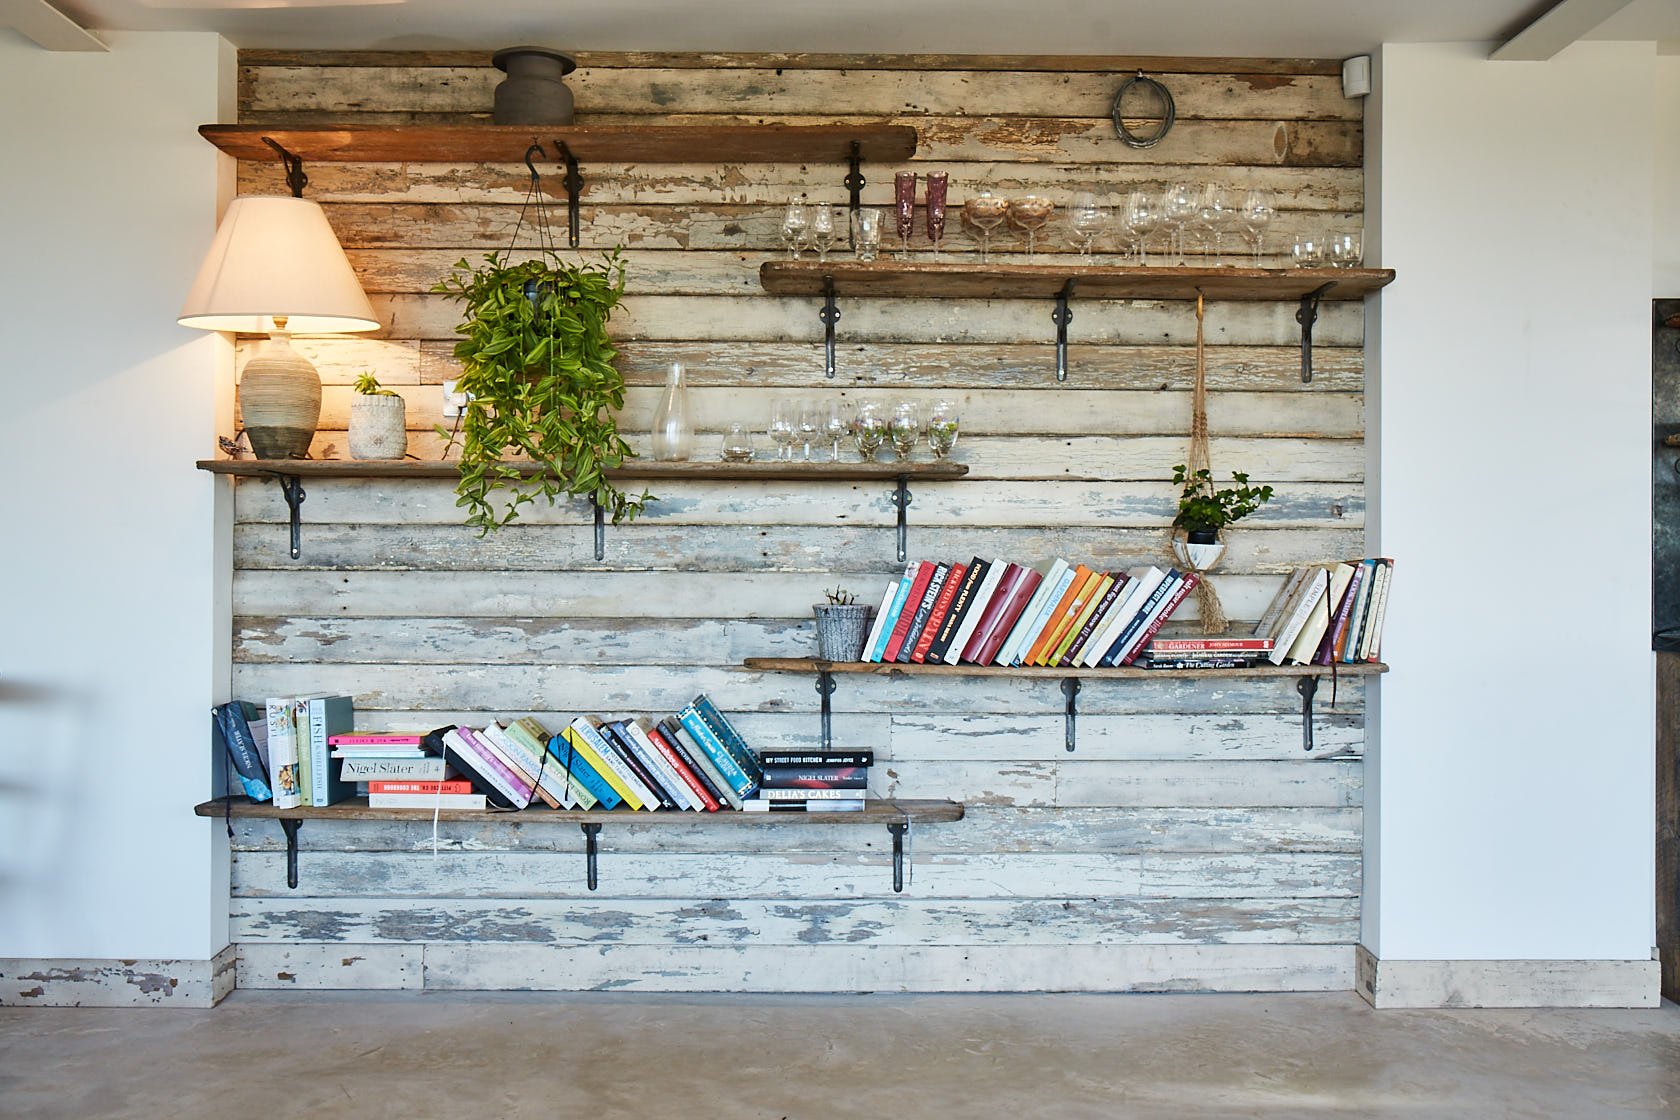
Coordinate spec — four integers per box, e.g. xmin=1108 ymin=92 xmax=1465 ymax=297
xmin=1124 ymin=189 xmax=1161 ymax=265
xmin=925 ymin=172 xmax=949 ymax=258
xmin=1329 ymin=231 xmax=1363 ymax=269
xmin=1240 ymin=189 xmax=1275 ymax=266
xmin=852 ymin=401 xmax=888 ymax=461
xmin=889 ymin=400 xmax=920 ymax=460
xmin=894 ymin=171 xmax=917 ymax=259
xmin=769 ymin=398 xmax=797 ymax=461
xmin=1292 ymin=234 xmax=1326 ymax=269
xmin=796 ymin=400 xmax=822 ymax=461
xmin=809 ymin=206 xmax=837 ymax=263
xmin=928 ymin=399 xmax=960 ymax=459
xmin=1161 ymin=183 xmax=1199 ymax=266
xmin=1007 ymin=195 xmax=1054 ymax=259
xmin=1068 ymin=191 xmax=1107 ymax=260
xmin=962 ymin=191 xmax=1009 ymax=263
xmin=719 ymin=422 xmax=755 ymax=462
xmin=779 ymin=199 xmax=808 ymax=261
xmin=1196 ymin=184 xmax=1230 ymax=265
xmin=824 ymin=400 xmax=853 ymax=461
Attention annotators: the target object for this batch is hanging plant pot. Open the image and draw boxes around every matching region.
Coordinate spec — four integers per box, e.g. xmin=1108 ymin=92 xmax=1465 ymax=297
xmin=1172 ymin=536 xmax=1225 ymax=571
xmin=813 ymin=603 xmax=874 ymax=662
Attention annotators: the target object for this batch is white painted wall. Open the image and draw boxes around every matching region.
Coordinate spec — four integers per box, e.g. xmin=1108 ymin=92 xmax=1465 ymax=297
xmin=0 ymin=31 xmax=234 ymax=961
xmin=1365 ymin=40 xmax=1656 ymax=963
xmin=1657 ymin=55 xmax=1680 ymax=296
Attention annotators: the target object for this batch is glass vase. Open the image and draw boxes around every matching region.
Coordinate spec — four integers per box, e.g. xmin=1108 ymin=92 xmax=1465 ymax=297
xmin=650 ymin=361 xmax=692 ymax=461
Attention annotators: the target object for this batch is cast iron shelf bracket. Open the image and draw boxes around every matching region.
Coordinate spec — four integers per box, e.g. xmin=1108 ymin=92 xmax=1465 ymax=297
xmin=1296 ymin=674 xmax=1319 ymax=752
xmin=816 ymin=669 xmax=837 ymax=751
xmin=1051 ymin=278 xmax=1077 ymax=382
xmin=555 ymin=139 xmax=583 ymax=249
xmin=888 ymin=475 xmax=913 ymax=563
xmin=590 ymin=497 xmax=606 ymax=561
xmin=264 ymin=472 xmax=306 ymax=561
xmin=279 ymin=818 xmax=302 ymax=890
xmin=889 ymin=821 xmax=911 ymax=892
xmin=844 ymin=140 xmax=866 ymax=230
xmin=580 ymin=822 xmax=603 ymax=890
xmin=819 ymin=274 xmax=841 ymax=378
xmin=1061 ymin=676 xmax=1081 ymax=753
xmin=1296 ymin=281 xmax=1338 ymax=383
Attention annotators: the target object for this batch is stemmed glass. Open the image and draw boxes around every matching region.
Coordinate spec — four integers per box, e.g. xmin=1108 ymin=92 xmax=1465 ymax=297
xmin=1124 ymin=190 xmax=1161 ymax=265
xmin=962 ymin=191 xmax=1009 ymax=263
xmin=928 ymin=399 xmax=960 ymax=459
xmin=889 ymin=400 xmax=921 ymax=460
xmin=809 ymin=207 xmax=837 ymax=263
xmin=925 ymin=172 xmax=949 ymax=259
xmin=852 ymin=401 xmax=888 ymax=461
xmin=1196 ymin=184 xmax=1229 ymax=265
xmin=824 ymin=400 xmax=854 ymax=461
xmin=779 ymin=199 xmax=808 ymax=260
xmin=769 ymin=398 xmax=797 ymax=460
xmin=1068 ymin=191 xmax=1107 ymax=260
xmin=1329 ymin=231 xmax=1362 ymax=269
xmin=894 ymin=171 xmax=917 ymax=259
xmin=796 ymin=400 xmax=821 ymax=461
xmin=1161 ymin=183 xmax=1199 ymax=266
xmin=1008 ymin=196 xmax=1055 ymax=259
xmin=1240 ymin=189 xmax=1275 ymax=266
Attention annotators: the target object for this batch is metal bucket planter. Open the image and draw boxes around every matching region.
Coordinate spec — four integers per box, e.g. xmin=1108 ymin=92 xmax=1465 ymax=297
xmin=813 ymin=603 xmax=873 ymax=662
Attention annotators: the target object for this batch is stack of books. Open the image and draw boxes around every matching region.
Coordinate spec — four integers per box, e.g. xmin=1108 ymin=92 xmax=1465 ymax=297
xmin=329 ymin=734 xmax=468 ymax=808
xmin=1255 ymin=558 xmax=1394 ymax=665
xmin=854 ymin=557 xmax=1201 ymax=669
xmin=743 ymin=749 xmax=873 ymax=812
xmin=1134 ymin=636 xmax=1274 ymax=669
xmin=243 ymin=694 xmax=354 ymax=810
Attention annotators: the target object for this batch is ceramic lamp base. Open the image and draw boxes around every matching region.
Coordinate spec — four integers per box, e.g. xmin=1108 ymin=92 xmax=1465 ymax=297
xmin=239 ymin=332 xmax=321 ymax=460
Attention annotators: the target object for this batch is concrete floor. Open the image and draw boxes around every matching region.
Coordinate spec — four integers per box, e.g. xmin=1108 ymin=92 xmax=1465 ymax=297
xmin=3 ymin=991 xmax=1679 ymax=1119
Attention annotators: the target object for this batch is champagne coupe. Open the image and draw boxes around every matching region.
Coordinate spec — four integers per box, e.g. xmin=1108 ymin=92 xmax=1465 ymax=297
xmin=719 ymin=422 xmax=755 ymax=462
xmin=1292 ymin=234 xmax=1326 ymax=268
xmin=1240 ymin=188 xmax=1276 ymax=266
xmin=796 ymin=400 xmax=822 ymax=461
xmin=1329 ymin=231 xmax=1363 ymax=269
xmin=889 ymin=400 xmax=921 ymax=460
xmin=1068 ymin=191 xmax=1107 ymax=260
xmin=894 ymin=171 xmax=917 ymax=259
xmin=924 ymin=172 xmax=949 ymax=259
xmin=779 ymin=198 xmax=808 ymax=261
xmin=1124 ymin=189 xmax=1161 ymax=265
xmin=852 ymin=401 xmax=888 ymax=461
xmin=928 ymin=399 xmax=960 ymax=459
xmin=1007 ymin=195 xmax=1055 ymax=260
xmin=769 ymin=398 xmax=797 ymax=461
xmin=809 ymin=206 xmax=837 ymax=263
xmin=962 ymin=191 xmax=1009 ymax=263
xmin=824 ymin=400 xmax=854 ymax=461
xmin=1161 ymin=183 xmax=1199 ymax=266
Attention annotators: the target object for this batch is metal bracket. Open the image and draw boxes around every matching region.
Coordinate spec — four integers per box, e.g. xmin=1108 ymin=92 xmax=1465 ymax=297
xmin=1061 ymin=676 xmax=1081 ymax=753
xmin=580 ymin=822 xmax=602 ymax=891
xmin=279 ymin=818 xmax=302 ymax=890
xmin=1051 ymin=279 xmax=1076 ymax=382
xmin=816 ymin=669 xmax=837 ymax=751
xmin=844 ymin=140 xmax=866 ymax=226
xmin=1297 ymin=675 xmax=1319 ymax=752
xmin=591 ymin=497 xmax=605 ymax=562
xmin=888 ymin=476 xmax=912 ymax=563
xmin=889 ymin=821 xmax=911 ymax=892
xmin=266 ymin=472 xmax=306 ymax=561
xmin=261 ymin=137 xmax=307 ymax=198
xmin=555 ymin=140 xmax=583 ymax=249
xmin=819 ymin=274 xmax=840 ymax=378
xmin=1296 ymin=281 xmax=1337 ymax=383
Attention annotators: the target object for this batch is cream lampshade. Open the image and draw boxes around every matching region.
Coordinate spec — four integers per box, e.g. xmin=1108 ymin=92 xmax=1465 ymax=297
xmin=179 ymin=195 xmax=379 ymax=459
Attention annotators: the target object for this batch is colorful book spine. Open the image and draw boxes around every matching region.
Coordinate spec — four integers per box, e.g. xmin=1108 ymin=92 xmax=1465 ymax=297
xmin=462 ymin=726 xmax=541 ymax=804
xmin=881 ymin=561 xmax=936 ymax=662
xmin=213 ymin=701 xmax=273 ymax=802
xmin=859 ymin=580 xmax=901 ymax=664
xmin=500 ymin=719 xmax=593 ymax=809
xmin=894 ymin=562 xmax=950 ymax=663
xmin=925 ymin=557 xmax=988 ymax=664
xmin=660 ymin=717 xmax=740 ymax=809
xmin=635 ymin=718 xmax=718 ymax=811
xmin=910 ymin=562 xmax=965 ymax=663
xmin=565 ymin=719 xmax=653 ymax=810
xmin=972 ymin=567 xmax=1044 ymax=666
xmin=480 ymin=723 xmax=563 ymax=809
xmin=609 ymin=719 xmax=688 ymax=810
xmin=1119 ymin=573 xmax=1200 ymax=665
xmin=1269 ymin=568 xmax=1332 ymax=665
xmin=338 ymin=757 xmax=453 ymax=781
xmin=328 ymin=734 xmax=425 ymax=747
xmin=442 ymin=727 xmax=531 ymax=808
xmin=368 ymin=779 xmax=476 ymax=795
xmin=1061 ymin=573 xmax=1127 ymax=667
xmin=599 ymin=719 xmax=677 ymax=809
xmin=1051 ymin=573 xmax=1115 ymax=667
xmin=678 ymin=707 xmax=756 ymax=798
xmin=1360 ymin=559 xmax=1393 ymax=661
xmin=758 ymin=751 xmax=876 ymax=766
xmin=543 ymin=732 xmax=621 ymax=810
xmin=692 ymin=695 xmax=764 ymax=787
xmin=997 ymin=559 xmax=1069 ymax=666
xmin=1285 ymin=563 xmax=1355 ymax=665
xmin=306 ymin=695 xmax=354 ymax=807
xmin=264 ymin=698 xmax=302 ymax=809
xmin=1098 ymin=572 xmax=1176 ymax=667
xmin=758 ymin=787 xmax=868 ymax=800
xmin=367 ymin=793 xmax=487 ymax=810
xmin=1084 ymin=568 xmax=1164 ymax=668
xmin=867 ymin=564 xmax=919 ymax=662
xmin=743 ymin=799 xmax=866 ymax=813
xmin=291 ymin=700 xmax=313 ymax=808
xmin=760 ymin=764 xmax=869 ymax=789
xmin=1149 ymin=637 xmax=1275 ymax=653
xmin=1026 ymin=565 xmax=1093 ymax=665
xmin=948 ymin=558 xmax=1008 ymax=664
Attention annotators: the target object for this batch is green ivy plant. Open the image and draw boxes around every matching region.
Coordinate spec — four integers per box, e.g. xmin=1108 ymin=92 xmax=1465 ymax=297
xmin=1171 ymin=465 xmax=1274 ymax=536
xmin=432 ymin=248 xmax=650 ymax=533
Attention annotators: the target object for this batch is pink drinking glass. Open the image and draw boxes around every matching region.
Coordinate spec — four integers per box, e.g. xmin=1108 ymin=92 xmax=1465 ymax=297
xmin=894 ymin=171 xmax=917 ymax=258
xmin=924 ymin=172 xmax=948 ymax=258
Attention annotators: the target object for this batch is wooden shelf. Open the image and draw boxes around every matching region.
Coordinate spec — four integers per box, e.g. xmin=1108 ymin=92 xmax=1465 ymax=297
xmin=195 ymin=459 xmax=967 ymax=482
xmin=759 ymin=261 xmax=1396 ymax=301
xmin=195 ymin=795 xmax=962 ymax=825
xmin=198 ymin=123 xmax=918 ymax=164
xmin=743 ymin=657 xmax=1388 ymax=680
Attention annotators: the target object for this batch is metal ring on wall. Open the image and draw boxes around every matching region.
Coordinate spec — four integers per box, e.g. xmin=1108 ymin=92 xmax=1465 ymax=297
xmin=1112 ymin=72 xmax=1176 ymax=149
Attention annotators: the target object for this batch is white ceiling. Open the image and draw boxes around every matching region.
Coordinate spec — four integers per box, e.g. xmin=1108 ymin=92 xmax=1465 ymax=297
xmin=34 ymin=0 xmax=1680 ymax=56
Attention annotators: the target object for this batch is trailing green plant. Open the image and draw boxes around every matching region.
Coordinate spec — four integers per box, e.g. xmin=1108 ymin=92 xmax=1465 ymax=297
xmin=821 ymin=587 xmax=859 ymax=607
xmin=1171 ymin=465 xmax=1274 ymax=536
xmin=353 ymin=372 xmax=399 ymax=397
xmin=432 ymin=248 xmax=650 ymax=533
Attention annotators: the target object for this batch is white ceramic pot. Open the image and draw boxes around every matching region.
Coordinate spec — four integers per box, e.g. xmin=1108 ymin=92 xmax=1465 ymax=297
xmin=1172 ymin=538 xmax=1225 ymax=570
xmin=349 ymin=394 xmax=408 ymax=460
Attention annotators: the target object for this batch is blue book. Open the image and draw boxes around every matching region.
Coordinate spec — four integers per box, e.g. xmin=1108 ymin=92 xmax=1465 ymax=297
xmin=545 ymin=733 xmax=622 ymax=810
xmin=679 ymin=707 xmax=756 ymax=798
xmin=867 ymin=563 xmax=918 ymax=662
xmin=692 ymin=694 xmax=763 ymax=787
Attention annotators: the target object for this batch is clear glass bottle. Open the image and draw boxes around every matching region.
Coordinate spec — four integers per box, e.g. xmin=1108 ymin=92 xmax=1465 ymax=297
xmin=650 ymin=361 xmax=692 ymax=461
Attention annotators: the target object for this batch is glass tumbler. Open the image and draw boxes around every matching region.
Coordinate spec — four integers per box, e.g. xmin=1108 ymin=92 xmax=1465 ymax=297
xmin=853 ymin=208 xmax=883 ymax=261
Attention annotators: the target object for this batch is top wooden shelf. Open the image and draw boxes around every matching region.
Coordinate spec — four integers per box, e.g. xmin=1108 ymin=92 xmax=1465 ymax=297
xmin=196 ymin=459 xmax=967 ymax=481
xmin=759 ymin=261 xmax=1396 ymax=301
xmin=198 ymin=123 xmax=919 ymax=164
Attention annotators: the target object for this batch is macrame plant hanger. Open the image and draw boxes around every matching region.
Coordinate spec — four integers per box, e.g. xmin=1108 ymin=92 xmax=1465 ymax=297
xmin=1169 ymin=291 xmax=1230 ymax=634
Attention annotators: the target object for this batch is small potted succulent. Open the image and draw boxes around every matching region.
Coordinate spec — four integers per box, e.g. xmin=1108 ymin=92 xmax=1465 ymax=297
xmin=349 ymin=373 xmax=407 ymax=460
xmin=813 ymin=587 xmax=873 ymax=662
xmin=1170 ymin=464 xmax=1274 ymax=567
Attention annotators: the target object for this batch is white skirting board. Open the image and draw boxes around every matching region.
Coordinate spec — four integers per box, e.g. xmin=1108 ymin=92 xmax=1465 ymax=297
xmin=1356 ymin=945 xmax=1660 ymax=1008
xmin=0 ymin=946 xmax=235 ymax=1008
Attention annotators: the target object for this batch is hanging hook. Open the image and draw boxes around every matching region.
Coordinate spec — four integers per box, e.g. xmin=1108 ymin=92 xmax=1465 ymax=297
xmin=261 ymin=137 xmax=307 ymax=198
xmin=523 ymin=141 xmax=546 ymax=189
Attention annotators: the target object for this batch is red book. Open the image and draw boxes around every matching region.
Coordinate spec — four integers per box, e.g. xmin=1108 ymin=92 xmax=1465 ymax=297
xmin=328 ymin=733 xmax=425 ymax=746
xmin=639 ymin=718 xmax=720 ymax=812
xmin=971 ymin=567 xmax=1045 ymax=665
xmin=957 ymin=564 xmax=1024 ymax=663
xmin=882 ymin=561 xmax=936 ymax=662
xmin=910 ymin=563 xmax=966 ymax=663
xmin=1119 ymin=573 xmax=1201 ymax=665
xmin=366 ymin=779 xmax=476 ymax=795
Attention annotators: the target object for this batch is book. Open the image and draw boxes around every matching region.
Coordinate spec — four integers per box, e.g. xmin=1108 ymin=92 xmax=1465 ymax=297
xmin=304 ymin=695 xmax=354 ymax=807
xmin=368 ymin=792 xmax=487 ymax=810
xmin=1096 ymin=570 xmax=1175 ymax=667
xmin=881 ymin=561 xmax=937 ymax=662
xmin=661 ymin=717 xmax=741 ymax=810
xmin=1284 ymin=563 xmax=1355 ymax=665
xmin=1320 ymin=562 xmax=1368 ymax=664
xmin=543 ymin=729 xmax=622 ymax=810
xmin=339 ymin=757 xmax=454 ymax=781
xmin=597 ymin=718 xmax=678 ymax=809
xmin=1061 ymin=572 xmax=1128 ymax=667
xmin=759 ymin=764 xmax=869 ymax=789
xmin=1338 ymin=560 xmax=1378 ymax=663
xmin=606 ymin=718 xmax=686 ymax=810
xmin=997 ymin=559 xmax=1070 ymax=666
xmin=759 ymin=751 xmax=876 ymax=766
xmin=859 ymin=580 xmax=901 ymax=664
xmin=502 ymin=718 xmax=596 ymax=810
xmin=1255 ymin=568 xmax=1312 ymax=644
xmin=758 ymin=787 xmax=869 ymax=800
xmin=956 ymin=562 xmax=1023 ymax=664
xmin=332 ymin=748 xmax=427 ymax=760
xmin=1268 ymin=567 xmax=1332 ymax=665
xmin=894 ymin=562 xmax=950 ymax=663
xmin=910 ymin=562 xmax=966 ymax=663
xmin=1360 ymin=559 xmax=1393 ymax=661
xmin=948 ymin=558 xmax=1009 ymax=664
xmin=678 ymin=706 xmax=756 ymax=799
xmin=213 ymin=701 xmax=273 ymax=802
xmin=263 ymin=698 xmax=303 ymax=809
xmin=479 ymin=722 xmax=564 ymax=809
xmin=1144 ymin=636 xmax=1274 ymax=654
xmin=742 ymin=799 xmax=866 ymax=812
xmin=924 ymin=557 xmax=989 ymax=664
xmin=461 ymin=726 xmax=545 ymax=806
xmin=692 ymin=694 xmax=765 ymax=788
xmin=566 ymin=718 xmax=653 ymax=810
xmin=634 ymin=718 xmax=718 ymax=811
xmin=367 ymin=779 xmax=476 ymax=795
xmin=1139 ymin=656 xmax=1253 ymax=669
xmin=971 ymin=566 xmax=1044 ymax=666
xmin=867 ymin=563 xmax=920 ymax=662
xmin=1118 ymin=572 xmax=1200 ymax=665
xmin=1053 ymin=572 xmax=1118 ymax=667
xmin=1027 ymin=565 xmax=1096 ymax=665
xmin=327 ymin=733 xmax=425 ymax=747
xmin=438 ymin=727 xmax=529 ymax=809
xmin=289 ymin=700 xmax=312 ymax=808
xmin=1083 ymin=568 xmax=1161 ymax=668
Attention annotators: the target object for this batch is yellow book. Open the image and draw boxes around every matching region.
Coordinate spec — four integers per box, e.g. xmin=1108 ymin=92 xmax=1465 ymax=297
xmin=1049 ymin=574 xmax=1114 ymax=665
xmin=562 ymin=725 xmax=646 ymax=810
xmin=1033 ymin=568 xmax=1102 ymax=665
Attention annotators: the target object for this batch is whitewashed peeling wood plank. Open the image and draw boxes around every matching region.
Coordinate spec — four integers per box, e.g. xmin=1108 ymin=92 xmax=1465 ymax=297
xmin=416 ymin=942 xmax=1356 ymax=992
xmin=228 ymin=806 xmax=1363 ymax=856
xmin=230 ymin=895 xmax=1358 ymax=946
xmin=1139 ymin=853 xmax=1359 ymax=898
xmin=234 ymin=943 xmax=421 ymax=989
xmin=886 ymin=713 xmax=1363 ymax=762
xmin=0 ymin=950 xmax=234 ymax=1008
xmin=877 ymin=760 xmax=1362 ymax=808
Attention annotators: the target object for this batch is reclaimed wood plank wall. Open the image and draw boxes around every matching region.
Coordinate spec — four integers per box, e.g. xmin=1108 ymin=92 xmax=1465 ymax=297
xmin=227 ymin=50 xmax=1366 ymax=992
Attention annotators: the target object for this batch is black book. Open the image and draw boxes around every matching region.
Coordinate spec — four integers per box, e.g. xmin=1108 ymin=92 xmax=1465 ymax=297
xmin=656 ymin=718 xmax=730 ymax=806
xmin=760 ymin=764 xmax=869 ymax=789
xmin=599 ymin=719 xmax=679 ymax=810
xmin=757 ymin=750 xmax=875 ymax=766
xmin=894 ymin=562 xmax=950 ymax=663
xmin=213 ymin=701 xmax=273 ymax=802
xmin=1098 ymin=571 xmax=1180 ymax=667
xmin=924 ymin=557 xmax=989 ymax=664
xmin=421 ymin=725 xmax=518 ymax=809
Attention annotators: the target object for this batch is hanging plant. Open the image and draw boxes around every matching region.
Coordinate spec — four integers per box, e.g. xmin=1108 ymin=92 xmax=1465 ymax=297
xmin=1170 ymin=465 xmax=1274 ymax=542
xmin=432 ymin=247 xmax=650 ymax=533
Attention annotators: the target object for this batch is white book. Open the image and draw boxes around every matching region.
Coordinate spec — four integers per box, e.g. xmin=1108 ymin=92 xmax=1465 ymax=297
xmin=947 ymin=558 xmax=1009 ymax=664
xmin=859 ymin=581 xmax=899 ymax=665
xmin=995 ymin=559 xmax=1066 ymax=666
xmin=442 ymin=728 xmax=531 ymax=808
xmin=1360 ymin=561 xmax=1393 ymax=661
xmin=1255 ymin=568 xmax=1311 ymax=642
xmin=1268 ymin=568 xmax=1332 ymax=665
xmin=571 ymin=717 xmax=660 ymax=811
xmin=622 ymin=720 xmax=700 ymax=811
xmin=338 ymin=758 xmax=453 ymax=781
xmin=1005 ymin=561 xmax=1077 ymax=666
xmin=367 ymin=792 xmax=487 ymax=810
xmin=1285 ymin=563 xmax=1355 ymax=664
xmin=481 ymin=722 xmax=578 ymax=809
xmin=1082 ymin=567 xmax=1165 ymax=668
xmin=743 ymin=798 xmax=866 ymax=812
xmin=264 ymin=698 xmax=302 ymax=810
xmin=1110 ymin=572 xmax=1186 ymax=667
